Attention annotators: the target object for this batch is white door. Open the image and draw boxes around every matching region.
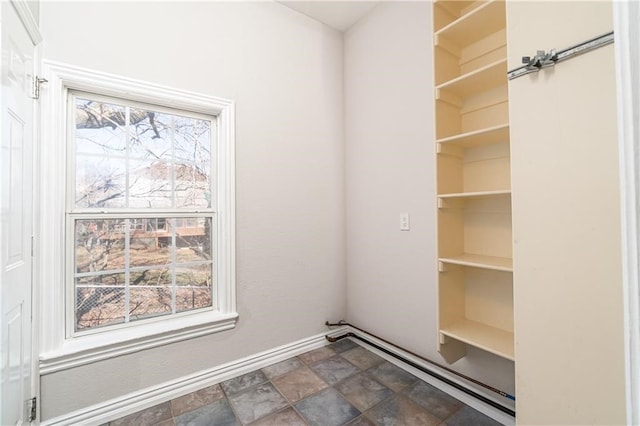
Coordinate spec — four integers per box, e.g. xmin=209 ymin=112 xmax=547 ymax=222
xmin=1 ymin=1 xmax=36 ymax=424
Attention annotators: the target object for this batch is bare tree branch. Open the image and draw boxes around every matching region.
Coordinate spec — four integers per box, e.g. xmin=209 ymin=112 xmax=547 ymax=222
xmin=76 ymin=102 xmax=150 ymax=129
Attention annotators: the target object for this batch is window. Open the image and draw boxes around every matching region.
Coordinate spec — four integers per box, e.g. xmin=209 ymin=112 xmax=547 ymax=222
xmin=69 ymin=92 xmax=217 ymax=333
xmin=39 ymin=62 xmax=236 ymax=372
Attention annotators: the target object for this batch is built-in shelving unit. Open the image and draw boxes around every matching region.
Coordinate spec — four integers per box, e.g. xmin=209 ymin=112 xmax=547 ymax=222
xmin=433 ymin=0 xmax=514 ymax=364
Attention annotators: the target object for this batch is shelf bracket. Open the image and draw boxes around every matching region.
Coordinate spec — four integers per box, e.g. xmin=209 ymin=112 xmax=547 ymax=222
xmin=436 ymin=143 xmax=464 ymax=157
xmin=435 ymin=34 xmax=462 ymax=57
xmin=435 ymin=88 xmax=463 ymax=108
xmin=439 ymin=332 xmax=448 ymax=345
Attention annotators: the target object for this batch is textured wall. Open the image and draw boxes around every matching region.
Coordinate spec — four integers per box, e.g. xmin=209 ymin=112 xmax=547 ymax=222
xmin=39 ymin=1 xmax=345 ymax=419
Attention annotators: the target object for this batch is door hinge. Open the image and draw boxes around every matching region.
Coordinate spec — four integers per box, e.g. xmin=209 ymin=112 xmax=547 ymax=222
xmin=27 ymin=397 xmax=37 ymax=422
xmin=31 ymin=76 xmax=48 ymax=100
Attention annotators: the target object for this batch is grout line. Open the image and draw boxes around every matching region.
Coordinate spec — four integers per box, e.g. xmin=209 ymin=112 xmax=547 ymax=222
xmin=256 ymin=356 xmax=311 ymax=424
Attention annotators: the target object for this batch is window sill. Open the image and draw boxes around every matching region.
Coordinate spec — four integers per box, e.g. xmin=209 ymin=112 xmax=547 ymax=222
xmin=39 ymin=311 xmax=239 ymax=375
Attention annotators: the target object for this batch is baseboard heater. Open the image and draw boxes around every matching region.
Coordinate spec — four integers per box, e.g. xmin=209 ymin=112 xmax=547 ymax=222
xmin=325 ymin=320 xmax=516 ymax=418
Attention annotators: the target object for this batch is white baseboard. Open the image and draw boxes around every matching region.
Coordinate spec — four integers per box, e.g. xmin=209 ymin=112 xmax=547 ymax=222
xmin=41 ymin=327 xmax=347 ymax=426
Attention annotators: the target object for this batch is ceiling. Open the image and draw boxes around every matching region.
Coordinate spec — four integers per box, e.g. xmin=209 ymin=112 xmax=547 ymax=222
xmin=279 ymin=1 xmax=380 ymax=32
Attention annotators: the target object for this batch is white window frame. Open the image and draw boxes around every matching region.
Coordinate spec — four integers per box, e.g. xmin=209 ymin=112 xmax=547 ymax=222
xmin=38 ymin=61 xmax=236 ymax=374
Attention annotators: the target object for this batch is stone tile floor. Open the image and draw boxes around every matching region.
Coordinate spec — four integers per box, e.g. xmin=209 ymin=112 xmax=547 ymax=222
xmin=109 ymin=339 xmax=503 ymax=426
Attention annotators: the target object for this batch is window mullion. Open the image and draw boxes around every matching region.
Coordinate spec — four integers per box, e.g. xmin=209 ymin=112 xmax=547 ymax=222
xmin=171 ymin=218 xmax=177 ymax=314
xmin=171 ymin=115 xmax=176 ymax=209
xmin=124 ymin=107 xmax=131 ymax=324
xmin=124 ymin=219 xmax=131 ymax=323
xmin=125 ymin=107 xmax=131 ymax=209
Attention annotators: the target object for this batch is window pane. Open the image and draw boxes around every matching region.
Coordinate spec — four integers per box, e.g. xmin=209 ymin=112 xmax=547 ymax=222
xmin=76 ymin=155 xmax=126 ymax=208
xmin=129 ymin=231 xmax=172 ymax=267
xmin=75 ymin=274 xmax=126 ymax=331
xmin=129 ymin=111 xmax=172 ymax=160
xmin=129 ymin=221 xmax=172 ymax=267
xmin=75 ymin=219 xmax=125 ymax=273
xmin=175 ymin=117 xmax=211 ymax=208
xmin=175 ymin=264 xmax=213 ymax=313
xmin=174 ymin=117 xmax=211 ymax=161
xmin=129 ymin=268 xmax=172 ymax=321
xmin=129 ymin=287 xmax=172 ymax=321
xmin=75 ymin=99 xmax=127 ymax=155
xmin=175 ymin=164 xmax=210 ymax=208
xmin=176 ymin=217 xmax=212 ymax=262
xmin=129 ymin=160 xmax=173 ymax=208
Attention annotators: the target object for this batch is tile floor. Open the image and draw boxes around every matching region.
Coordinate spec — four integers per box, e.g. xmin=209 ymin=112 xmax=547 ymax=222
xmin=108 ymin=339 xmax=503 ymax=426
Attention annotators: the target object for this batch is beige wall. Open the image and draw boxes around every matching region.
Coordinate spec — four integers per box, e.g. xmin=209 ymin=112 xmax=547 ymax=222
xmin=39 ymin=1 xmax=345 ymax=419
xmin=344 ymin=1 xmax=516 ymax=399
xmin=508 ymin=2 xmax=627 ymax=424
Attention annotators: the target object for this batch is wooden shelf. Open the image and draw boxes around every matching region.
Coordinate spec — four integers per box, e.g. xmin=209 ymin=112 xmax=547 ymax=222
xmin=437 ymin=124 xmax=509 ymax=149
xmin=440 ymin=319 xmax=514 ymax=361
xmin=436 ymin=59 xmax=507 ymax=99
xmin=439 ymin=190 xmax=510 ymax=200
xmin=435 ymin=0 xmax=506 ymax=49
xmin=439 ymin=253 xmax=512 ymax=272
xmin=438 ymin=190 xmax=511 ymax=209
xmin=433 ymin=0 xmax=475 ymax=18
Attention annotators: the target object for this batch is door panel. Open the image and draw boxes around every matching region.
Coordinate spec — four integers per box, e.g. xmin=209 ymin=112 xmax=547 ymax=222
xmin=1 ymin=1 xmax=35 ymax=424
xmin=7 ymin=111 xmax=25 ymax=265
xmin=507 ymin=1 xmax=626 ymax=424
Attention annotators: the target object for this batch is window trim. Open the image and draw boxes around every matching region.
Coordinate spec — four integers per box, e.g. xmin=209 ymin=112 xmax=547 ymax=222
xmin=38 ymin=61 xmax=236 ymax=374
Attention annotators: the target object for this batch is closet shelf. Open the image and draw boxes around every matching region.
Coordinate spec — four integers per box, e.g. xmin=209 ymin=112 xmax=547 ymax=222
xmin=436 ymin=59 xmax=507 ymax=99
xmin=440 ymin=319 xmax=514 ymax=361
xmin=436 ymin=124 xmax=509 ymax=148
xmin=435 ymin=0 xmax=506 ymax=49
xmin=433 ymin=0 xmax=475 ymax=19
xmin=438 ymin=190 xmax=511 ymax=200
xmin=438 ymin=253 xmax=513 ymax=272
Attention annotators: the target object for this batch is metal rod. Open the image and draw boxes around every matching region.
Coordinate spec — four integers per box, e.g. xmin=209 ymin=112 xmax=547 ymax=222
xmin=325 ymin=320 xmax=516 ymax=417
xmin=508 ymin=31 xmax=614 ymax=80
